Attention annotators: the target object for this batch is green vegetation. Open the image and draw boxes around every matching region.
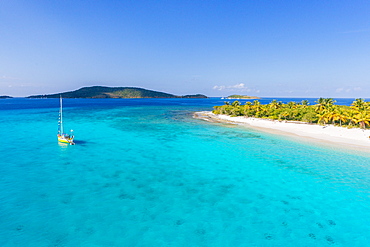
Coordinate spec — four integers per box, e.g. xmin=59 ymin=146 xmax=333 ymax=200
xmin=226 ymin=95 xmax=260 ymax=99
xmin=28 ymin=86 xmax=208 ymax=99
xmin=213 ymin=98 xmax=370 ymax=129
xmin=182 ymin=94 xmax=208 ymax=98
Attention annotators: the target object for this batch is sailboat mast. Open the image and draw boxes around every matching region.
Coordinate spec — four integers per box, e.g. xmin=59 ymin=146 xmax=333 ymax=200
xmin=59 ymin=96 xmax=64 ymax=134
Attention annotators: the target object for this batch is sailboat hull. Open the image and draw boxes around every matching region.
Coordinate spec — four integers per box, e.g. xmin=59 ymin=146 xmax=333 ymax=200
xmin=57 ymin=134 xmax=75 ymax=145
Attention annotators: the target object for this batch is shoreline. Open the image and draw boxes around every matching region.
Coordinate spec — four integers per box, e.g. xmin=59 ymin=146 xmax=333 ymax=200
xmin=194 ymin=111 xmax=370 ymax=152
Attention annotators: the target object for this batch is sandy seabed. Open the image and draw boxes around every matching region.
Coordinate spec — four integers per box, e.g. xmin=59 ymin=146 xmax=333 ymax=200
xmin=194 ymin=111 xmax=370 ymax=151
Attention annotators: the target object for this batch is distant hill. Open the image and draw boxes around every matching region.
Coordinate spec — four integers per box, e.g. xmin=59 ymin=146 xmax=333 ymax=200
xmin=28 ymin=86 xmax=208 ymax=99
xmin=226 ymin=95 xmax=261 ymax=99
xmin=0 ymin=96 xmax=12 ymax=99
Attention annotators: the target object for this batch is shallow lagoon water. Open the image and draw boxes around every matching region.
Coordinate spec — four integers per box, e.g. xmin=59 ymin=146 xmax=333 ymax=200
xmin=1 ymin=98 xmax=370 ymax=246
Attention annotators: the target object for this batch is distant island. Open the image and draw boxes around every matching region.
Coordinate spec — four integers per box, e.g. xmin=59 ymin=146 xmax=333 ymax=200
xmin=225 ymin=95 xmax=261 ymax=99
xmin=181 ymin=94 xmax=208 ymax=99
xmin=0 ymin=96 xmax=12 ymax=99
xmin=28 ymin=86 xmax=208 ymax=99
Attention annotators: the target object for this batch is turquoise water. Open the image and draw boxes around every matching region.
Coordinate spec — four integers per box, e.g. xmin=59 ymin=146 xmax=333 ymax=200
xmin=1 ymin=98 xmax=370 ymax=246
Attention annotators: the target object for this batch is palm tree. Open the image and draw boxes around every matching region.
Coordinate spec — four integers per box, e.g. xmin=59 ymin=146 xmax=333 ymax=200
xmin=253 ymin=100 xmax=260 ymax=106
xmin=269 ymin=99 xmax=280 ymax=109
xmin=354 ymin=111 xmax=370 ymax=129
xmin=315 ymin=98 xmax=336 ymax=113
xmin=317 ymin=104 xmax=337 ymax=125
xmin=318 ymin=112 xmax=331 ymax=125
xmin=315 ymin=98 xmax=326 ymax=113
xmin=326 ymin=105 xmax=338 ymax=124
xmin=243 ymin=102 xmax=253 ymax=116
xmin=301 ymin=111 xmax=317 ymax=123
xmin=301 ymin=100 xmax=309 ymax=106
xmin=324 ymin=98 xmax=336 ymax=106
xmin=345 ymin=110 xmax=357 ymax=126
xmin=351 ymin=98 xmax=367 ymax=111
xmin=279 ymin=111 xmax=290 ymax=121
xmin=332 ymin=108 xmax=348 ymax=126
xmin=252 ymin=100 xmax=263 ymax=113
xmin=287 ymin=101 xmax=297 ymax=109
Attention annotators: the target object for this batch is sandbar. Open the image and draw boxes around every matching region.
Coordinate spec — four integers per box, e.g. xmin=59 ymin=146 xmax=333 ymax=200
xmin=194 ymin=111 xmax=370 ymax=151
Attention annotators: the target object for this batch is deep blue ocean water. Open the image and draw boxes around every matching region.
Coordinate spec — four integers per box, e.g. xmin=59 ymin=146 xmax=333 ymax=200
xmin=1 ymin=98 xmax=370 ymax=246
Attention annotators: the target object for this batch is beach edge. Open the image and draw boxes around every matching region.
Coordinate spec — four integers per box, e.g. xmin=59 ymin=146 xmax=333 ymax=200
xmin=194 ymin=111 xmax=370 ymax=151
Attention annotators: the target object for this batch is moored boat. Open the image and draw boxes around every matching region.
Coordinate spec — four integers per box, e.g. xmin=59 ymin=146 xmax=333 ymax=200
xmin=57 ymin=96 xmax=75 ymax=145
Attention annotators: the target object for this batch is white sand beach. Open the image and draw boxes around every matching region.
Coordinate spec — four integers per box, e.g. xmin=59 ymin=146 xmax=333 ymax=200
xmin=195 ymin=111 xmax=370 ymax=150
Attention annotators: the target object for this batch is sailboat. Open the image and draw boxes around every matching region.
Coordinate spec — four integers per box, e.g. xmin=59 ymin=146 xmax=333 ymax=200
xmin=57 ymin=96 xmax=75 ymax=145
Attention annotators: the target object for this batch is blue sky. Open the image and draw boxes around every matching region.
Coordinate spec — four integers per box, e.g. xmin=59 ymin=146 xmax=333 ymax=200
xmin=1 ymin=0 xmax=369 ymax=97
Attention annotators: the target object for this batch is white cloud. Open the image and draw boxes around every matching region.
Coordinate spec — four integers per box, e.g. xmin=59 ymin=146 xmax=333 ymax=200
xmin=213 ymin=85 xmax=225 ymax=90
xmin=233 ymin=83 xmax=246 ymax=89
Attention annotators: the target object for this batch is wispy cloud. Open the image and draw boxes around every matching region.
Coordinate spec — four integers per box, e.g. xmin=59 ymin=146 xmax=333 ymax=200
xmin=0 ymin=75 xmax=23 ymax=87
xmin=1 ymin=75 xmax=21 ymax=80
xmin=335 ymin=87 xmax=362 ymax=93
xmin=190 ymin=75 xmax=201 ymax=81
xmin=213 ymin=83 xmax=260 ymax=93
